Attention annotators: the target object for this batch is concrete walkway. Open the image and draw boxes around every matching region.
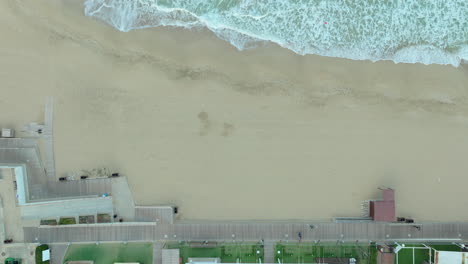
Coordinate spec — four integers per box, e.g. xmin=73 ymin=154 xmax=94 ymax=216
xmin=50 ymin=243 xmax=69 ymax=264
xmin=263 ymin=240 xmax=275 ymax=264
xmin=23 ymin=221 xmax=468 ymax=244
xmin=153 ymin=242 xmax=163 ymax=264
xmin=0 ymin=243 xmax=36 ymax=264
xmin=0 ymin=168 xmax=24 ymax=242
xmin=111 ymin=177 xmax=136 ymax=221
xmin=0 ymin=197 xmax=5 ymax=242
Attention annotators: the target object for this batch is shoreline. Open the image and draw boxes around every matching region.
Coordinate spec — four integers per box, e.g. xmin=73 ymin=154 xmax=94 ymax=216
xmin=84 ymin=0 xmax=468 ymax=67
xmin=1 ymin=0 xmax=468 ymax=222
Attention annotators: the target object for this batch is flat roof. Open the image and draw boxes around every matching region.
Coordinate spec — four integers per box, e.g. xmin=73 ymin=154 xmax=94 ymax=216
xmin=435 ymin=251 xmax=468 ymax=264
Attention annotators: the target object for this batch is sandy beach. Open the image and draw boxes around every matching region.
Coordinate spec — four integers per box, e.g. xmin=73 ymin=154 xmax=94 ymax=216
xmin=1 ymin=0 xmax=468 ymax=221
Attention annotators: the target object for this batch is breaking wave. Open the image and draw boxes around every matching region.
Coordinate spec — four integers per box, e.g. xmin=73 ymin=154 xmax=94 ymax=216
xmin=84 ymin=0 xmax=468 ymax=66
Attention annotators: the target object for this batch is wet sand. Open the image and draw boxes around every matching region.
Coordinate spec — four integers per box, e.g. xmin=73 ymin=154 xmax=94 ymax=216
xmin=1 ymin=0 xmax=468 ymax=221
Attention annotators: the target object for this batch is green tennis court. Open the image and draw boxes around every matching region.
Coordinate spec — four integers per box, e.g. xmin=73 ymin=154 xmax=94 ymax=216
xmin=62 ymin=242 xmax=153 ymax=264
xmin=165 ymin=242 xmax=263 ymax=263
xmin=275 ymin=242 xmax=378 ymax=264
xmin=395 ymin=243 xmax=461 ymax=264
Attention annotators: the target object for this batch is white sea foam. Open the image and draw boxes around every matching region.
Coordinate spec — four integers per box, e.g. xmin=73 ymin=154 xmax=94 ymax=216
xmin=84 ymin=0 xmax=468 ymax=66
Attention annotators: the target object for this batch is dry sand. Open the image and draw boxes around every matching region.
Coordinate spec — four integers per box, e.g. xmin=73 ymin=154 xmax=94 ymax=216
xmin=1 ymin=0 xmax=468 ymax=221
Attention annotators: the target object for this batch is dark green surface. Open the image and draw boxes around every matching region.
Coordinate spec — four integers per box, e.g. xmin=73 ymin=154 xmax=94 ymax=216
xmin=396 ymin=248 xmax=429 ymax=264
xmin=395 ymin=244 xmax=461 ymax=264
xmin=431 ymin=244 xmax=461 ymax=251
xmin=62 ymin=243 xmax=153 ymax=264
xmin=275 ymin=242 xmax=377 ymax=264
xmin=165 ymin=242 xmax=263 ymax=263
xmin=4 ymin=258 xmax=21 ymax=264
xmin=35 ymin=244 xmax=50 ymax=264
xmin=58 ymin=217 xmax=76 ymax=225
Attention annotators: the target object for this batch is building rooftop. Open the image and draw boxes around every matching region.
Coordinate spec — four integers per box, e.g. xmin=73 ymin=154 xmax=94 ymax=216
xmin=370 ymin=188 xmax=395 ymax=222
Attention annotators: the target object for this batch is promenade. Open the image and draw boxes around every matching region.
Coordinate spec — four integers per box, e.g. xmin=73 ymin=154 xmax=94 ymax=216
xmin=24 ymin=221 xmax=467 ymax=243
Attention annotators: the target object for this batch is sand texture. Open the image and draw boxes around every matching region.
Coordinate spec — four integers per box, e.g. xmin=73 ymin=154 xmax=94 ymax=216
xmin=1 ymin=0 xmax=468 ymax=221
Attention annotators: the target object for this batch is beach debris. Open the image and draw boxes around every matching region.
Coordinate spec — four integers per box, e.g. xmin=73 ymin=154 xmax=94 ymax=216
xmin=23 ymin=122 xmax=44 ymax=136
xmin=65 ymin=167 xmax=116 ymax=180
xmin=82 ymin=168 xmax=111 ymax=178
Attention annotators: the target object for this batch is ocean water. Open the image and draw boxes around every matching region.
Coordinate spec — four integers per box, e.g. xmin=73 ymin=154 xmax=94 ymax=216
xmin=84 ymin=0 xmax=468 ymax=66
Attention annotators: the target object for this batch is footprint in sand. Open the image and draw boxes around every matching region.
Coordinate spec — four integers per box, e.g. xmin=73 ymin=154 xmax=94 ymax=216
xmin=197 ymin=111 xmax=211 ymax=136
xmin=197 ymin=111 xmax=235 ymax=137
xmin=221 ymin=122 xmax=235 ymax=137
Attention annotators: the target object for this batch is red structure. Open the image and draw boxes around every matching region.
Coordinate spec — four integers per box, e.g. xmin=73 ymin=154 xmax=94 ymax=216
xmin=370 ymin=188 xmax=395 ymax=222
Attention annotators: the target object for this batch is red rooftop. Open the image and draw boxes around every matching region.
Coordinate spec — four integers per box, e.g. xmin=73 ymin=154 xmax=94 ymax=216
xmin=370 ymin=188 xmax=396 ymax=222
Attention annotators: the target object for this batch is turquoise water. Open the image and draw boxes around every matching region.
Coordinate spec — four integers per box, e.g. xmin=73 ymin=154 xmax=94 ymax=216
xmin=84 ymin=0 xmax=468 ymax=66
